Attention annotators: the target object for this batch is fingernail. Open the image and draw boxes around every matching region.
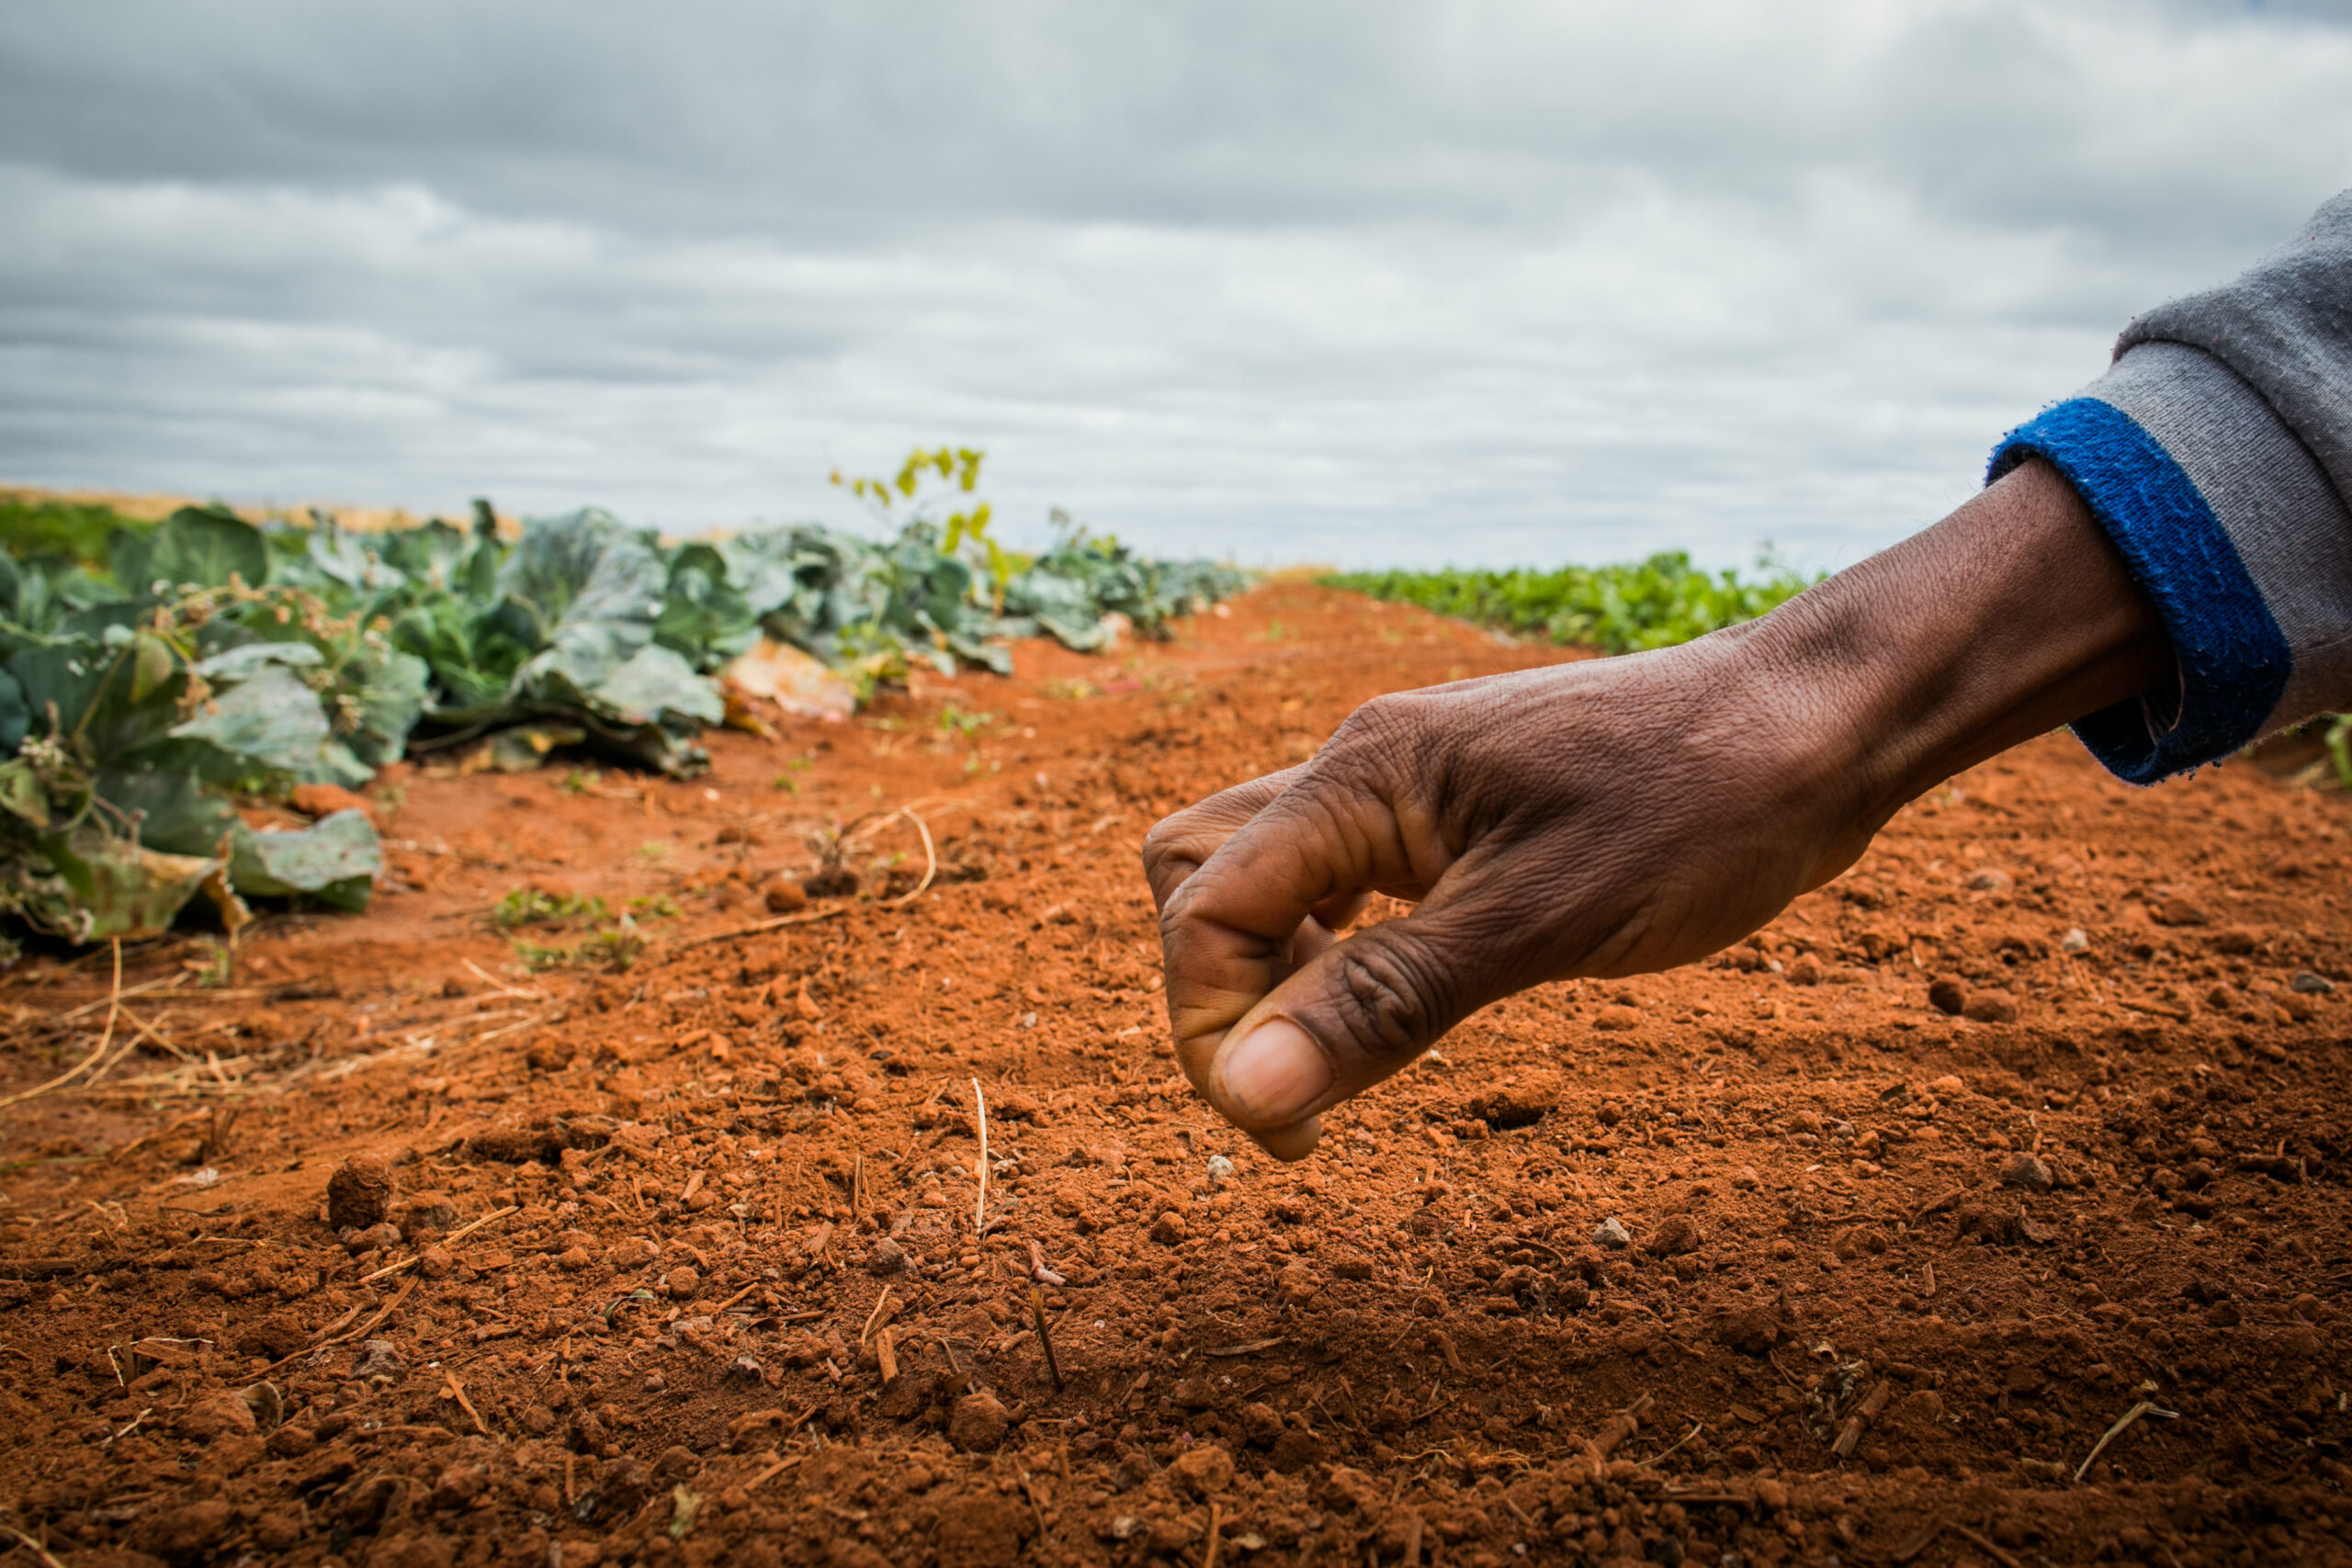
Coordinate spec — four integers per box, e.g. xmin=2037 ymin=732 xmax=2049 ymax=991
xmin=1217 ymin=1019 xmax=1332 ymax=1125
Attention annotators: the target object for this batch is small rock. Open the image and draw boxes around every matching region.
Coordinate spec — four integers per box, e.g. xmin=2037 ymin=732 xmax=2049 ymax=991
xmin=326 ymin=1154 xmax=395 ymax=1231
xmin=1927 ymin=978 xmax=1966 ymax=1016
xmin=1205 ymin=1154 xmax=1237 ymax=1185
xmin=1592 ymin=1005 xmax=1642 ymax=1032
xmin=1593 ymin=1217 xmax=1632 ymax=1250
xmin=1150 ymin=1210 xmax=1190 ymax=1246
xmin=1962 ymin=988 xmax=2019 ymax=1024
xmin=2060 ymin=927 xmax=2089 ymax=953
xmin=1998 ymin=1154 xmax=2053 ymax=1193
xmin=947 ymin=1391 xmax=1009 ymax=1452
xmin=729 ymin=1355 xmax=763 ymax=1379
xmin=352 ymin=1338 xmax=404 ymax=1382
xmin=1168 ymin=1442 xmax=1237 ymax=1497
xmin=866 ymin=1238 xmax=909 ymax=1276
xmin=665 ymin=1267 xmax=701 ymax=1301
xmin=761 ymin=877 xmax=808 ymax=915
xmin=1967 ymin=868 xmax=2013 ymax=892
xmin=2292 ymin=970 xmax=2336 ymax=995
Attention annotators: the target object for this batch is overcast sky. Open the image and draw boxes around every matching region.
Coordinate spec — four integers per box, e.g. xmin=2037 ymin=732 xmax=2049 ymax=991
xmin=2 ymin=2 xmax=2346 ymax=571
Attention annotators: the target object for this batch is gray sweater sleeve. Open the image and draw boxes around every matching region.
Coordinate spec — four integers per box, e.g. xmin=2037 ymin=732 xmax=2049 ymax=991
xmin=1987 ymin=191 xmax=2352 ymax=783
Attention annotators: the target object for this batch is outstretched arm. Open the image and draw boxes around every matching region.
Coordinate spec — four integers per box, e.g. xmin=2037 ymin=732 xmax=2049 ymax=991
xmin=1144 ymin=458 xmax=2170 ymax=1159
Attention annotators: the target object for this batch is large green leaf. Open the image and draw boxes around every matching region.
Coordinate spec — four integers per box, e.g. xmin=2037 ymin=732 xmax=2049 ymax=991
xmin=94 ymin=769 xmax=239 ymax=858
xmin=146 ymin=506 xmax=268 ymax=592
xmin=230 ymin=809 xmax=380 ymax=909
xmin=168 ymin=662 xmax=328 ymax=774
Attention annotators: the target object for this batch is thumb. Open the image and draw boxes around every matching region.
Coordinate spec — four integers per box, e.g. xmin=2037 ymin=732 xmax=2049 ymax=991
xmin=1206 ymin=895 xmax=1525 ymax=1157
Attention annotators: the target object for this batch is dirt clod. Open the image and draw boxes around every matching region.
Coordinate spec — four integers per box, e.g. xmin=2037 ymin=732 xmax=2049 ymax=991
xmin=947 ymin=1391 xmax=1009 ymax=1452
xmin=1713 ymin=1307 xmax=1781 ymax=1356
xmin=1169 ymin=1441 xmax=1237 ymax=1496
xmin=325 ymin=1152 xmax=395 ymax=1229
xmin=1646 ymin=1215 xmax=1703 ymax=1257
xmin=1963 ymin=987 xmax=2020 ymax=1023
xmin=1999 ymin=1153 xmax=2054 ymax=1192
xmin=763 ymin=876 xmax=808 ymax=913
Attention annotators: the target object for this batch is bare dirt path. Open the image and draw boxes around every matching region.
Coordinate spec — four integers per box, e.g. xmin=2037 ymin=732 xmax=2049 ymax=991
xmin=3 ymin=582 xmax=2349 ymax=1567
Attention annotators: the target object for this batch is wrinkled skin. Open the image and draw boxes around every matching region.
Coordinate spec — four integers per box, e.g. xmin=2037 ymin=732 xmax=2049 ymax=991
xmin=1146 ymin=460 xmax=2172 ymax=1158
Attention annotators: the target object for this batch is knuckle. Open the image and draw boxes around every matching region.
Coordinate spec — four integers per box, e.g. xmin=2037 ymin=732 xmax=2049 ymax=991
xmin=1326 ymin=932 xmax=1456 ymax=1061
xmin=1319 ymin=694 xmax=1423 ymax=781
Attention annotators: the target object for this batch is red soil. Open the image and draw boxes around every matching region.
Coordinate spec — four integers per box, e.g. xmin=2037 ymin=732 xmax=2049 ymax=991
xmin=3 ymin=583 xmax=2350 ymax=1568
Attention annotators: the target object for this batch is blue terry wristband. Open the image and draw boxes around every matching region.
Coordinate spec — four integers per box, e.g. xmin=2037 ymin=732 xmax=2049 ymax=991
xmin=1988 ymin=397 xmax=2291 ymax=784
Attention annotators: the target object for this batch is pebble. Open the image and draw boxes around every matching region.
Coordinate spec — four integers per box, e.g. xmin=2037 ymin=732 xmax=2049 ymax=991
xmin=1967 ymin=868 xmax=2013 ymax=892
xmin=1205 ymin=1154 xmax=1237 ymax=1185
xmin=1927 ymin=978 xmax=1965 ymax=1016
xmin=866 ymin=1239 xmax=908 ymax=1277
xmin=1998 ymin=1153 xmax=2053 ymax=1193
xmin=1593 ymin=1217 xmax=1632 ymax=1250
xmin=2292 ymin=970 xmax=2336 ymax=995
xmin=2060 ymin=927 xmax=2089 ymax=953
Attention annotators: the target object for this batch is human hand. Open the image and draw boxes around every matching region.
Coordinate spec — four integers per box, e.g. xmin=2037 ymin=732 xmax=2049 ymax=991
xmin=1144 ymin=460 xmax=2168 ymax=1158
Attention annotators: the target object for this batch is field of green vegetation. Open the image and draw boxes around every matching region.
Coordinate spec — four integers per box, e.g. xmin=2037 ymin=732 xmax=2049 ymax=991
xmin=0 ymin=452 xmax=1241 ymax=947
xmin=1320 ymin=550 xmax=1816 ymax=655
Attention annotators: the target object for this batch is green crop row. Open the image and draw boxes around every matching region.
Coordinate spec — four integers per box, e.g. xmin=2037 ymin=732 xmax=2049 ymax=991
xmin=0 ymin=453 xmax=1242 ymax=948
xmin=1322 ymin=551 xmax=1818 ymax=656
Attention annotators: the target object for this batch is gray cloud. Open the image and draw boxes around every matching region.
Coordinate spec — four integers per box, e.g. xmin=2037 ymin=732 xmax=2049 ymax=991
xmin=2 ymin=2 xmax=2347 ymax=570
